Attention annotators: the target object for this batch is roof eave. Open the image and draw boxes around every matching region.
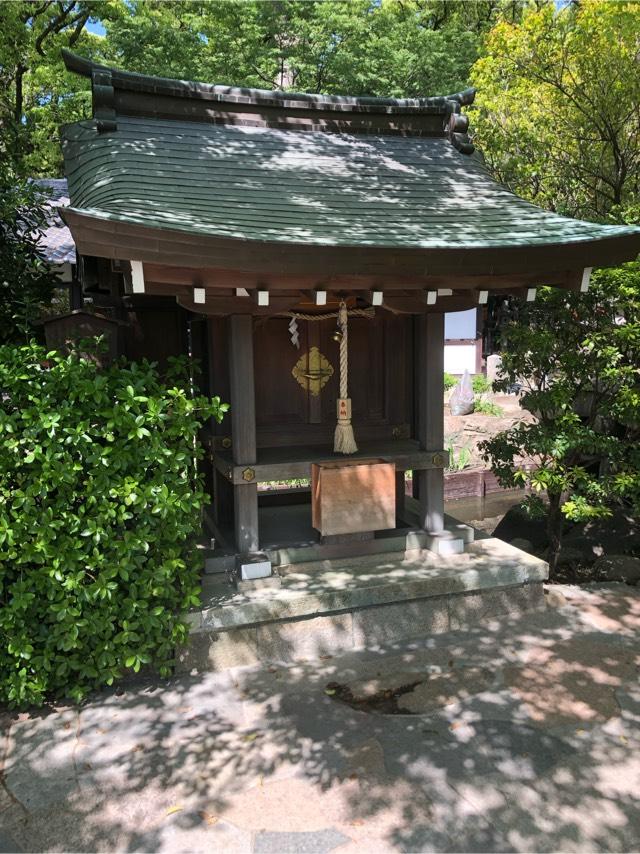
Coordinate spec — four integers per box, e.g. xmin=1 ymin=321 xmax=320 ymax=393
xmin=62 ymin=208 xmax=640 ymax=281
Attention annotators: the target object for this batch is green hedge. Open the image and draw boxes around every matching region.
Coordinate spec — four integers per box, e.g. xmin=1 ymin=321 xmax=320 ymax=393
xmin=0 ymin=342 xmax=227 ymax=707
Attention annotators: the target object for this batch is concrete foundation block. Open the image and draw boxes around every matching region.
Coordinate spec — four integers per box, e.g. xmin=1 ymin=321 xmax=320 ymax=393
xmin=256 ymin=613 xmax=353 ymax=662
xmin=176 ymin=627 xmax=259 ymax=674
xmin=352 ymin=596 xmax=449 ymax=648
xmin=423 ymin=534 xmax=465 ymax=556
xmin=449 ymin=582 xmax=544 ymax=630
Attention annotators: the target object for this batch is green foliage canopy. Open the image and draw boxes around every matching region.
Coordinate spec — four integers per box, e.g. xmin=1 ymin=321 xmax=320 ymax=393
xmin=471 ymin=1 xmax=640 ymax=222
xmin=480 ymin=266 xmax=640 ymax=570
xmin=0 ymin=343 xmax=227 ymax=708
xmin=0 ymin=167 xmax=59 ymax=343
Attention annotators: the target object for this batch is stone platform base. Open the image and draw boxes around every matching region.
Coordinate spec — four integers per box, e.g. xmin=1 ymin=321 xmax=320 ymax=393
xmin=178 ymin=537 xmax=548 ymax=674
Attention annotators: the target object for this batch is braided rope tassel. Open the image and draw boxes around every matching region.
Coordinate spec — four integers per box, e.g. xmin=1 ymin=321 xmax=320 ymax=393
xmin=334 ymin=300 xmax=358 ymax=454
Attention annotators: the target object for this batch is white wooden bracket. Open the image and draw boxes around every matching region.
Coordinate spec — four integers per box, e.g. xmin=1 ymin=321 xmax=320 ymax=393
xmin=478 ymin=290 xmax=489 ymax=305
xmin=526 ymin=288 xmax=537 ymax=302
xmin=131 ymin=260 xmax=145 ymax=294
xmin=581 ymin=267 xmax=593 ymax=293
xmin=193 ymin=287 xmax=206 ymax=304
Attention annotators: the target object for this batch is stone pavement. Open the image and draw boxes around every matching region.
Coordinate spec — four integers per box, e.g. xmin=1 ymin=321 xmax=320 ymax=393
xmin=1 ymin=583 xmax=639 ymax=853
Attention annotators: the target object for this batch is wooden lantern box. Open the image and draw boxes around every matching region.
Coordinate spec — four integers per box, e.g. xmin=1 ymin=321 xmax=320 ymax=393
xmin=311 ymin=459 xmax=396 ymax=537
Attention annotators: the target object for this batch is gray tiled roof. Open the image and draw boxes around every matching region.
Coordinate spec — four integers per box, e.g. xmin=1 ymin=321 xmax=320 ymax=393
xmin=34 ymin=178 xmax=76 ymax=265
xmin=61 ymin=116 xmax=640 ymax=250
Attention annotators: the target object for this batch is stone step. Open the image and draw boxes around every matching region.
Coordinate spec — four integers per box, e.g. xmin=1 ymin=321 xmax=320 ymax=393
xmin=179 ymin=537 xmax=548 ymax=675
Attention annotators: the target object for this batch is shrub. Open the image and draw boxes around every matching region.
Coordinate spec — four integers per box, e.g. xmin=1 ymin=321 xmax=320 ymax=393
xmin=0 ymin=342 xmax=227 ymax=708
xmin=444 ymin=372 xmax=457 ymax=391
xmin=474 ymin=399 xmax=503 ymax=416
xmin=446 ymin=443 xmax=472 ymax=471
xmin=472 ymin=373 xmax=492 ymax=395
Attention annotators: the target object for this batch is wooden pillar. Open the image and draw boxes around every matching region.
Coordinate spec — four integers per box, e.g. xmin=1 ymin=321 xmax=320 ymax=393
xmin=395 ymin=471 xmax=406 ymax=525
xmin=417 ymin=312 xmax=445 ymax=533
xmin=229 ymin=315 xmax=259 ymax=553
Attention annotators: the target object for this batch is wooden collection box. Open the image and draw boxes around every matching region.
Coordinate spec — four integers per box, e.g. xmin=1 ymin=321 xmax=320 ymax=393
xmin=311 ymin=459 xmax=396 ymax=537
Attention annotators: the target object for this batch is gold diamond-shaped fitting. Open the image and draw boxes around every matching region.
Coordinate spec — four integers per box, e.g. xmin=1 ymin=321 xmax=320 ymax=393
xmin=242 ymin=467 xmax=255 ymax=482
xmin=431 ymin=453 xmax=445 ymax=467
xmin=292 ymin=346 xmax=334 ymax=397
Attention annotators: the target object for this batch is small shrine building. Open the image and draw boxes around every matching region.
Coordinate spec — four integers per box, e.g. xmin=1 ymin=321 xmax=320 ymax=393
xmin=59 ymin=51 xmax=640 ymax=577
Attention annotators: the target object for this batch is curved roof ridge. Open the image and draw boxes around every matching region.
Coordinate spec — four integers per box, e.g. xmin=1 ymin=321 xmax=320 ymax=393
xmin=61 ymin=49 xmax=475 ymax=113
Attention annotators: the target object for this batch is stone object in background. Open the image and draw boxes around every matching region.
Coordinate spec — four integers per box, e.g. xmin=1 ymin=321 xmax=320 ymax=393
xmin=486 ymin=353 xmax=502 ymax=386
xmin=562 ymin=509 xmax=640 ymax=562
xmin=544 ymin=587 xmax=568 ymax=607
xmin=493 ymin=504 xmax=549 ymax=550
xmin=511 ymin=537 xmax=533 ymax=553
xmin=592 ymin=555 xmax=640 ymax=585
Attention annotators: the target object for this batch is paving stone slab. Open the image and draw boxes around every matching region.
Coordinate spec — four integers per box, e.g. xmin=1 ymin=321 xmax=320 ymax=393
xmin=254 ymin=828 xmax=350 ymax=853
xmin=4 ymin=710 xmax=78 ymax=811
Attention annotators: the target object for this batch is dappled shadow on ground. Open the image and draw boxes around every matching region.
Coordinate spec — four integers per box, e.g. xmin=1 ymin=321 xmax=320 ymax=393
xmin=1 ymin=586 xmax=640 ymax=853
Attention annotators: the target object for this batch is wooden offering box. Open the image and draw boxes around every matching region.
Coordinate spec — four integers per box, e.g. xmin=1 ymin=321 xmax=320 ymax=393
xmin=311 ymin=459 xmax=396 ymax=537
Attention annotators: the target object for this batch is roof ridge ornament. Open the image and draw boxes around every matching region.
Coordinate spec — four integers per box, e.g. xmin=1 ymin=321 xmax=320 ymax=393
xmin=91 ymin=66 xmax=116 ymax=133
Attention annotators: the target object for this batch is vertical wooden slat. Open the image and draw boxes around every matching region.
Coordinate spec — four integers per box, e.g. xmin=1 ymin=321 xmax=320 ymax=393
xmin=417 ymin=312 xmax=445 ymax=533
xmin=228 ymin=315 xmax=259 ymax=552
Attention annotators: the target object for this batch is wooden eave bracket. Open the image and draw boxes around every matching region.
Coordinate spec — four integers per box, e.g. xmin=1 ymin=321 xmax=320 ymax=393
xmin=130 ymin=261 xmax=145 ymax=294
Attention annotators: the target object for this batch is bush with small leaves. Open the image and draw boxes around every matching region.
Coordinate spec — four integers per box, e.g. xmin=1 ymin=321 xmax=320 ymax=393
xmin=444 ymin=372 xmax=457 ymax=391
xmin=472 ymin=374 xmax=492 ymax=395
xmin=474 ymin=399 xmax=503 ymax=416
xmin=0 ymin=342 xmax=227 ymax=708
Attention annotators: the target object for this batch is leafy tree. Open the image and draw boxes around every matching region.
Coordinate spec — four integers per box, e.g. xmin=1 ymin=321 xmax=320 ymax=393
xmin=480 ymin=268 xmax=640 ymax=574
xmin=471 ymin=1 xmax=640 ymax=222
xmin=0 ymin=342 xmax=227 ymax=708
xmin=103 ymin=0 xmax=524 ymax=97
xmin=0 ymin=163 xmax=59 ymax=342
xmin=0 ymin=1 xmax=116 ymax=175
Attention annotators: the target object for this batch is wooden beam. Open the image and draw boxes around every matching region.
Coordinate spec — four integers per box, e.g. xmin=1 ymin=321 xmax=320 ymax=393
xmin=417 ymin=313 xmax=445 ymax=533
xmin=228 ymin=315 xmax=259 ymax=552
xmin=134 ymin=261 xmax=584 ymax=294
xmin=176 ymin=294 xmax=299 ymax=316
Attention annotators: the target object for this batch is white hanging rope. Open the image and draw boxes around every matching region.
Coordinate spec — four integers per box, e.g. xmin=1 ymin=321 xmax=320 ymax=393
xmin=334 ymin=300 xmax=358 ymax=454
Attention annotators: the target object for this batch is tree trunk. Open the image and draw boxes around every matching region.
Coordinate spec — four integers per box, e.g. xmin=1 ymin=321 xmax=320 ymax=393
xmin=546 ymin=492 xmax=564 ymax=577
xmin=14 ymin=63 xmax=26 ymax=124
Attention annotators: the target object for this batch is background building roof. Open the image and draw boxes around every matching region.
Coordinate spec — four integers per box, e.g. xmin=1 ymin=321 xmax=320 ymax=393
xmin=34 ymin=178 xmax=76 ymax=265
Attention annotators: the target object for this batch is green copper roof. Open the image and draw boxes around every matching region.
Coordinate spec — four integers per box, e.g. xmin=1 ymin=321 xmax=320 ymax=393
xmin=62 ymin=116 xmax=640 ymax=251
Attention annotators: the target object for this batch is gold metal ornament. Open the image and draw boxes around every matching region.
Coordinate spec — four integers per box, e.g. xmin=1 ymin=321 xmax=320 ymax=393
xmin=292 ymin=347 xmax=334 ymax=397
xmin=431 ymin=453 xmax=445 ymax=467
xmin=242 ymin=467 xmax=255 ymax=482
